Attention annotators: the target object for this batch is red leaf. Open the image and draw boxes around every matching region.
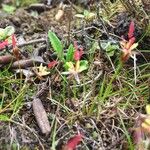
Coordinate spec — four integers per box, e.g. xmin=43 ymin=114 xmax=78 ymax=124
xmin=12 ymin=34 xmax=17 ymax=48
xmin=73 ymin=41 xmax=84 ymax=61
xmin=0 ymin=40 xmax=8 ymax=50
xmin=74 ymin=50 xmax=83 ymax=61
xmin=63 ymin=134 xmax=83 ymax=150
xmin=47 ymin=60 xmax=58 ymax=68
xmin=128 ymin=21 xmax=135 ymax=39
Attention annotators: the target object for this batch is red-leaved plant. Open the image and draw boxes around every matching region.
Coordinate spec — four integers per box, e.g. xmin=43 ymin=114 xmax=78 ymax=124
xmin=63 ymin=41 xmax=88 ymax=84
xmin=11 ymin=34 xmax=21 ymax=59
xmin=120 ymin=21 xmax=138 ymax=62
xmin=62 ymin=134 xmax=83 ymax=150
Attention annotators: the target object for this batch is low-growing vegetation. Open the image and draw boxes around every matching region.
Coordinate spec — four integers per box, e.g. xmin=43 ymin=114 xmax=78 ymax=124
xmin=0 ymin=0 xmax=149 ymax=149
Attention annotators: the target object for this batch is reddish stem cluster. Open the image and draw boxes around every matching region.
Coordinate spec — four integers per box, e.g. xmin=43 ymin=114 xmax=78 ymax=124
xmin=120 ymin=21 xmax=138 ymax=62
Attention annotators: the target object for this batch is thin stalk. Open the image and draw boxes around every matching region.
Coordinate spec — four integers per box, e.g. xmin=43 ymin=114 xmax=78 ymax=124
xmin=133 ymin=54 xmax=137 ymax=85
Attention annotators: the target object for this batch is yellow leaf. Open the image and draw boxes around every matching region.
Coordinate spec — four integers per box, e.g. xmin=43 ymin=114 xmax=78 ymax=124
xmin=37 ymin=63 xmax=50 ymax=76
xmin=141 ymin=122 xmax=150 ymax=132
xmin=75 ymin=60 xmax=80 ymax=72
xmin=146 ymin=104 xmax=150 ymax=115
xmin=145 ymin=119 xmax=150 ymax=126
xmin=67 ymin=62 xmax=75 ymax=72
xmin=129 ymin=43 xmax=138 ymax=51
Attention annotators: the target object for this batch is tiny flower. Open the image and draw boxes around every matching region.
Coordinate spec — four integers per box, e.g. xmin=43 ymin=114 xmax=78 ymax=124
xmin=47 ymin=60 xmax=58 ymax=68
xmin=63 ymin=134 xmax=83 ymax=150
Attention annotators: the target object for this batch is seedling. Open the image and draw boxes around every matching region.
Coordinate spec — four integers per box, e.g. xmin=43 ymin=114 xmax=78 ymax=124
xmin=101 ymin=40 xmax=119 ymax=57
xmin=63 ymin=41 xmax=88 ymax=84
xmin=120 ymin=21 xmax=138 ymax=62
xmin=62 ymin=133 xmax=83 ymax=150
xmin=11 ymin=34 xmax=21 ymax=59
xmin=0 ymin=26 xmax=15 ymax=51
xmin=0 ymin=26 xmax=15 ymax=41
xmin=120 ymin=21 xmax=138 ymax=84
xmin=48 ymin=31 xmax=88 ymax=84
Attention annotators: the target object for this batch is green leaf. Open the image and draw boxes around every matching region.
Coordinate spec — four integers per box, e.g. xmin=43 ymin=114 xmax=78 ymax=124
xmin=48 ymin=31 xmax=63 ymax=60
xmin=101 ymin=42 xmax=119 ymax=57
xmin=83 ymin=10 xmax=95 ymax=21
xmin=75 ymin=14 xmax=84 ymax=18
xmin=0 ymin=26 xmax=15 ymax=41
xmin=66 ymin=44 xmax=74 ymax=62
xmin=83 ymin=10 xmax=89 ymax=17
xmin=78 ymin=60 xmax=88 ymax=72
xmin=5 ymin=26 xmax=15 ymax=37
xmin=2 ymin=4 xmax=16 ymax=14
xmin=0 ymin=28 xmax=6 ymax=40
xmin=0 ymin=114 xmax=10 ymax=121
xmin=64 ymin=61 xmax=74 ymax=71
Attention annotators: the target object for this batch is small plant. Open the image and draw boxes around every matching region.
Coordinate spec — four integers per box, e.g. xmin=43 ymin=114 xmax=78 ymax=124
xmin=48 ymin=31 xmax=88 ymax=83
xmin=120 ymin=21 xmax=139 ymax=84
xmin=63 ymin=41 xmax=88 ymax=84
xmin=101 ymin=40 xmax=120 ymax=57
xmin=120 ymin=21 xmax=138 ymax=62
xmin=62 ymin=133 xmax=83 ymax=150
xmin=0 ymin=26 xmax=15 ymax=41
xmin=0 ymin=26 xmax=15 ymax=50
xmin=11 ymin=34 xmax=21 ymax=59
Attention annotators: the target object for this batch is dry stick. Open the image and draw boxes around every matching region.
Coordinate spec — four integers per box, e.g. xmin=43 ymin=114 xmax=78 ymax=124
xmin=32 ymin=80 xmax=51 ymax=135
xmin=32 ymin=98 xmax=51 ymax=135
xmin=11 ymin=59 xmax=47 ymax=69
xmin=0 ymin=55 xmax=16 ymax=64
